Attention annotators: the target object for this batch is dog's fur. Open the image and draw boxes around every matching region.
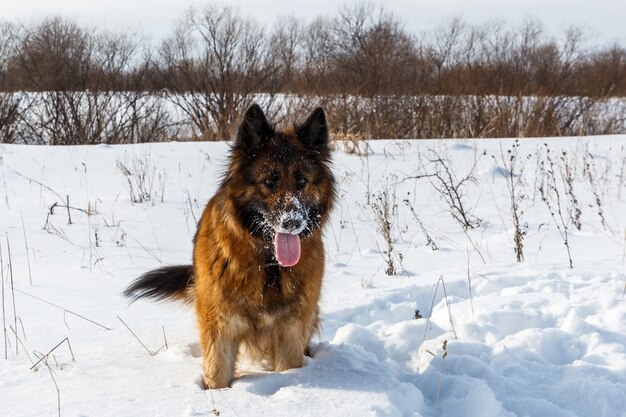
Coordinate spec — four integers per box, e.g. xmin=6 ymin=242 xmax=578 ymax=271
xmin=124 ymin=105 xmax=335 ymax=388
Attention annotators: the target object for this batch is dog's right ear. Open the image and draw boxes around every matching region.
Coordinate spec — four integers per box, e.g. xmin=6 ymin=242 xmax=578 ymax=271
xmin=295 ymin=107 xmax=329 ymax=152
xmin=236 ymin=104 xmax=273 ymax=153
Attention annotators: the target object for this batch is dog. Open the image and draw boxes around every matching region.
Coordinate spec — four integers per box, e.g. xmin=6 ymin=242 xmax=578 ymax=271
xmin=124 ymin=104 xmax=336 ymax=389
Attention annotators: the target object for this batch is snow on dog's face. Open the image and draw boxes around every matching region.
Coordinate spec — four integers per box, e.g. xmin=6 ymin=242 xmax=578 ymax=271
xmin=226 ymin=104 xmax=336 ymax=267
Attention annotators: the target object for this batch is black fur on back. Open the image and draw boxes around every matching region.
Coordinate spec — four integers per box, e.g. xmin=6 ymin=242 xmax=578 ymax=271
xmin=123 ymin=265 xmax=194 ymax=303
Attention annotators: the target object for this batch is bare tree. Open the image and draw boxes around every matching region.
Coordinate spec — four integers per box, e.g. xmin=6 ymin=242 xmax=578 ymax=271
xmin=322 ymin=3 xmax=420 ymax=139
xmin=268 ymin=16 xmax=302 ymax=92
xmin=300 ymin=17 xmax=334 ymax=94
xmin=94 ymin=32 xmax=177 ymax=144
xmin=8 ymin=17 xmax=170 ymax=144
xmin=1 ymin=10 xmax=626 ymax=143
xmin=329 ymin=3 xmax=417 ymax=96
xmin=8 ymin=17 xmax=94 ymax=91
xmin=0 ymin=22 xmax=22 ymax=143
xmin=158 ymin=5 xmax=279 ymax=140
xmin=7 ymin=17 xmax=97 ymax=144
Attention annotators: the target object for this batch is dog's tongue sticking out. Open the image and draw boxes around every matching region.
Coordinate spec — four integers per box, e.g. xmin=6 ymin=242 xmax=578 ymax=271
xmin=274 ymin=233 xmax=301 ymax=267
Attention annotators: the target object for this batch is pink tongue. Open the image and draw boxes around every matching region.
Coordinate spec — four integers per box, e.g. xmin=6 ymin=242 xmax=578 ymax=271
xmin=274 ymin=233 xmax=301 ymax=267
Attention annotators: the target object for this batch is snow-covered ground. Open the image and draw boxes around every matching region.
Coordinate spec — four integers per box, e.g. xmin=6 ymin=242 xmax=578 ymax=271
xmin=1 ymin=136 xmax=625 ymax=417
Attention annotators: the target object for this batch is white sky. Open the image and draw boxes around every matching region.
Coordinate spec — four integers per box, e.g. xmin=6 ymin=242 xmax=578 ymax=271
xmin=1 ymin=0 xmax=624 ymax=46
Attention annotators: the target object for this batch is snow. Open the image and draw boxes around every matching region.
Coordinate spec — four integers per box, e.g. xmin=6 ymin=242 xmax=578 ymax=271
xmin=1 ymin=136 xmax=626 ymax=417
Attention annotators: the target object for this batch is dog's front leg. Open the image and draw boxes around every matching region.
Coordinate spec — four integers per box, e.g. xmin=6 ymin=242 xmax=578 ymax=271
xmin=198 ymin=317 xmax=240 ymax=389
xmin=270 ymin=320 xmax=309 ymax=372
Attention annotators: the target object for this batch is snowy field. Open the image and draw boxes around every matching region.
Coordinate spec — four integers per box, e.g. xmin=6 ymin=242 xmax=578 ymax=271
xmin=1 ymin=136 xmax=625 ymax=417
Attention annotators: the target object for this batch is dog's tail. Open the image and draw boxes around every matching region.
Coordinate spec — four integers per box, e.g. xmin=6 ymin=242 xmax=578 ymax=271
xmin=123 ymin=265 xmax=195 ymax=303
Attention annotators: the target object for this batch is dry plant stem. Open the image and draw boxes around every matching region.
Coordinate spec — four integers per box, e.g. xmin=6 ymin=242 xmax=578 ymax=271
xmin=404 ymin=199 xmax=438 ymax=251
xmin=152 ymin=325 xmax=169 ymax=355
xmin=209 ymin=387 xmax=220 ymax=416
xmin=52 ymin=354 xmax=61 ymax=370
xmin=88 ymin=202 xmax=93 ymax=273
xmin=48 ymin=201 xmax=95 ymax=216
xmin=17 ymin=316 xmax=26 ymax=342
xmin=127 ymin=234 xmax=162 ymax=264
xmin=328 ymin=213 xmax=342 ymax=259
xmin=20 ymin=210 xmax=33 ymax=285
xmin=8 ymin=325 xmax=35 ymax=367
xmin=30 ymin=337 xmax=75 ymax=371
xmin=377 ymin=192 xmax=395 ymax=275
xmin=540 ymin=146 xmax=574 ymax=268
xmin=622 ymin=227 xmax=626 ymax=267
xmin=117 ymin=153 xmax=159 ymax=204
xmin=439 ymin=277 xmax=458 ymax=340
xmin=585 ymin=155 xmax=610 ymax=232
xmin=1 ymin=241 xmax=6 ymax=359
xmin=183 ymin=188 xmax=198 ymax=228
xmin=66 ymin=337 xmax=75 ymax=363
xmin=433 ymin=340 xmax=448 ymax=417
xmin=371 ymin=185 xmax=403 ymax=276
xmin=162 ymin=326 xmax=168 ymax=350
xmin=466 ymin=251 xmax=475 ymax=322
xmin=511 ymin=202 xmax=525 ymax=261
xmin=66 ymin=195 xmax=72 ymax=224
xmin=149 ymin=218 xmax=163 ymax=262
xmin=417 ymin=284 xmax=443 ymax=372
xmin=417 ymin=276 xmax=458 ymax=372
xmin=363 ymin=148 xmax=372 ymax=205
xmin=532 ymin=146 xmax=545 ymax=205
xmin=43 ymin=212 xmax=70 ymax=243
xmin=618 ymin=150 xmax=626 ymax=201
xmin=417 ymin=151 xmax=487 ymax=260
xmin=6 ymin=234 xmax=17 ymax=355
xmin=158 ymin=169 xmax=167 ymax=203
xmin=117 ymin=315 xmax=155 ymax=356
xmin=560 ymin=153 xmax=582 ymax=231
xmin=497 ymin=140 xmax=530 ymax=262
xmin=13 ymin=288 xmax=111 ymax=330
xmin=12 ymin=172 xmax=65 ymax=203
xmin=33 ymin=351 xmax=61 ymax=417
xmin=152 ymin=344 xmax=167 ymax=355
xmin=426 ymin=152 xmax=480 ymax=231
xmin=461 ymin=228 xmax=486 ymax=265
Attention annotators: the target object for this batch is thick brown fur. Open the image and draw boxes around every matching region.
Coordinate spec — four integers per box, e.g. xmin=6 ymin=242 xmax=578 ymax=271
xmin=124 ymin=105 xmax=335 ymax=389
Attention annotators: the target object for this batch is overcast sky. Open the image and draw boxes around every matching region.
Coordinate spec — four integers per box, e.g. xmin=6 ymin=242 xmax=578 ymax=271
xmin=2 ymin=0 xmax=625 ymax=46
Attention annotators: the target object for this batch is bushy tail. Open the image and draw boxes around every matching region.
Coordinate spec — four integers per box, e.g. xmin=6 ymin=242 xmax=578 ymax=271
xmin=123 ymin=265 xmax=195 ymax=303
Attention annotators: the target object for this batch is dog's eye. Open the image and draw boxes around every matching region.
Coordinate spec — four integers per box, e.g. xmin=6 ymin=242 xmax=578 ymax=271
xmin=263 ymin=177 xmax=277 ymax=191
xmin=295 ymin=177 xmax=307 ymax=190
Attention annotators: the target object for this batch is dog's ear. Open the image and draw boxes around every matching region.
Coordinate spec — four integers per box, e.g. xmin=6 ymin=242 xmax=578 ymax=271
xmin=236 ymin=104 xmax=273 ymax=152
xmin=296 ymin=107 xmax=328 ymax=151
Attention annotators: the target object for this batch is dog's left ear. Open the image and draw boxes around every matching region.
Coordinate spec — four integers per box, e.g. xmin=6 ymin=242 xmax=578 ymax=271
xmin=296 ymin=107 xmax=328 ymax=151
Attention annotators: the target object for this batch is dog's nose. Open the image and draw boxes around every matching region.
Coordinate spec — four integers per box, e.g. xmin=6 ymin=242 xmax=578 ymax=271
xmin=282 ymin=218 xmax=302 ymax=232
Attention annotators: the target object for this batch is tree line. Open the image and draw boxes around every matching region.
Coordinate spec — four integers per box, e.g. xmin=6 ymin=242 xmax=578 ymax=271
xmin=1 ymin=3 xmax=625 ymax=144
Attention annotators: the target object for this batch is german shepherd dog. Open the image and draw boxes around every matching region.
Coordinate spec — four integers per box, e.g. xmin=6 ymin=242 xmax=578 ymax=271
xmin=124 ymin=105 xmax=336 ymax=389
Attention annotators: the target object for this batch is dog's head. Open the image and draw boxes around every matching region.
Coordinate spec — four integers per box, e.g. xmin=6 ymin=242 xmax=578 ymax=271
xmin=225 ymin=104 xmax=335 ymax=267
